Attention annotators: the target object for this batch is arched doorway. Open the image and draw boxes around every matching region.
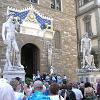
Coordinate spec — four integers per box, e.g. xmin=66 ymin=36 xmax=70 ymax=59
xmin=21 ymin=43 xmax=40 ymax=79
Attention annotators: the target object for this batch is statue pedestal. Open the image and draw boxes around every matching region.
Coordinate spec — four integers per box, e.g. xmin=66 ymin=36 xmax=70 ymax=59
xmin=3 ymin=67 xmax=25 ymax=82
xmin=77 ymin=68 xmax=100 ymax=84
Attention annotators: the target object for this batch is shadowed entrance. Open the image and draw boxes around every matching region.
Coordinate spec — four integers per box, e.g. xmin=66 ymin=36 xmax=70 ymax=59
xmin=21 ymin=43 xmax=40 ymax=79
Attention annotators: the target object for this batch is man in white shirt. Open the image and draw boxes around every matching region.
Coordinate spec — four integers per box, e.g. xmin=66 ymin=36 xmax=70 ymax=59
xmin=72 ymin=83 xmax=83 ymax=100
xmin=49 ymin=83 xmax=64 ymax=100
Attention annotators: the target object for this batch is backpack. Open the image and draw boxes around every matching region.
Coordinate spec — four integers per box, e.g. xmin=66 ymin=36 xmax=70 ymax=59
xmin=66 ymin=90 xmax=76 ymax=100
xmin=60 ymin=89 xmax=76 ymax=100
xmin=85 ymin=88 xmax=94 ymax=100
xmin=60 ymin=89 xmax=66 ymax=98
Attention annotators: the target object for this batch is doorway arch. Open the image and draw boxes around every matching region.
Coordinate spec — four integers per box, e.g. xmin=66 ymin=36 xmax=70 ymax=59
xmin=21 ymin=43 xmax=40 ymax=79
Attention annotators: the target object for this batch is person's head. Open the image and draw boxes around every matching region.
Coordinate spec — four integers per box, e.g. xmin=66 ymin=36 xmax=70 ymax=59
xmin=98 ymin=79 xmax=100 ymax=84
xmin=15 ymin=77 xmax=21 ymax=81
xmin=50 ymin=82 xmax=59 ymax=95
xmin=33 ymin=80 xmax=43 ymax=92
xmin=10 ymin=80 xmax=18 ymax=91
xmin=80 ymin=82 xmax=84 ymax=89
xmin=72 ymin=82 xmax=78 ymax=88
xmin=67 ymin=83 xmax=73 ymax=90
xmin=15 ymin=77 xmax=22 ymax=85
xmin=85 ymin=82 xmax=91 ymax=88
xmin=59 ymin=84 xmax=67 ymax=90
xmin=10 ymin=79 xmax=21 ymax=92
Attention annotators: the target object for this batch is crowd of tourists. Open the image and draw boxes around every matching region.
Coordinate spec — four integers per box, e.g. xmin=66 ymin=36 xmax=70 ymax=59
xmin=0 ymin=74 xmax=100 ymax=100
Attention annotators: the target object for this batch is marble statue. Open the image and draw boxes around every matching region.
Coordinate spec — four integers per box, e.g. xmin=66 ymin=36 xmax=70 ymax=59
xmin=84 ymin=51 xmax=96 ymax=69
xmin=81 ymin=32 xmax=92 ymax=68
xmin=81 ymin=32 xmax=96 ymax=69
xmin=2 ymin=15 xmax=23 ymax=70
xmin=48 ymin=42 xmax=52 ymax=67
xmin=50 ymin=66 xmax=54 ymax=75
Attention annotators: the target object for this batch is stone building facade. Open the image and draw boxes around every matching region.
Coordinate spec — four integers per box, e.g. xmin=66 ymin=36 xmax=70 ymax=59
xmin=0 ymin=0 xmax=78 ymax=81
xmin=75 ymin=0 xmax=100 ymax=68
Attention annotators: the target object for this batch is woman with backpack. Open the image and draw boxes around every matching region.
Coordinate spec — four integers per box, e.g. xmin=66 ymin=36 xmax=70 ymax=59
xmin=60 ymin=83 xmax=76 ymax=100
xmin=84 ymin=82 xmax=95 ymax=100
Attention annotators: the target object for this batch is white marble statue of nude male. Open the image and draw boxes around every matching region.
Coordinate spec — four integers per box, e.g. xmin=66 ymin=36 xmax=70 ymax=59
xmin=81 ymin=32 xmax=91 ymax=68
xmin=2 ymin=15 xmax=23 ymax=70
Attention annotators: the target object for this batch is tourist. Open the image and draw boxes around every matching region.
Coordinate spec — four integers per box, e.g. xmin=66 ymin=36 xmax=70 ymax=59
xmin=33 ymin=74 xmax=36 ymax=81
xmin=15 ymin=77 xmax=24 ymax=92
xmin=36 ymin=71 xmax=41 ymax=80
xmin=23 ymin=83 xmax=33 ymax=96
xmin=51 ymin=75 xmax=56 ymax=82
xmin=72 ymin=83 xmax=83 ymax=100
xmin=59 ymin=84 xmax=67 ymax=98
xmin=0 ymin=78 xmax=15 ymax=100
xmin=84 ymin=82 xmax=95 ymax=100
xmin=49 ymin=82 xmax=64 ymax=100
xmin=63 ymin=75 xmax=67 ymax=84
xmin=43 ymin=82 xmax=50 ymax=95
xmin=57 ymin=74 xmax=63 ymax=84
xmin=27 ymin=80 xmax=50 ymax=100
xmin=60 ymin=83 xmax=76 ymax=100
xmin=79 ymin=81 xmax=85 ymax=100
xmin=97 ymin=80 xmax=100 ymax=99
xmin=66 ymin=83 xmax=76 ymax=100
xmin=45 ymin=74 xmax=50 ymax=84
xmin=10 ymin=79 xmax=25 ymax=100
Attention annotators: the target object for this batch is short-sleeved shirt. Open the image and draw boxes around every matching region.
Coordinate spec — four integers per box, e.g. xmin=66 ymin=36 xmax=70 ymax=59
xmin=27 ymin=91 xmax=50 ymax=100
xmin=14 ymin=92 xmax=24 ymax=100
xmin=49 ymin=95 xmax=64 ymax=100
xmin=72 ymin=88 xmax=83 ymax=100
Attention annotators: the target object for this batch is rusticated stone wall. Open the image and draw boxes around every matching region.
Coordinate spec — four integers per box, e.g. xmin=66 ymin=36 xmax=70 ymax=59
xmin=0 ymin=0 xmax=78 ymax=81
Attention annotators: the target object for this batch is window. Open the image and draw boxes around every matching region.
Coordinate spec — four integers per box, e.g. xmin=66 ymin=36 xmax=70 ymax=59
xmin=30 ymin=0 xmax=38 ymax=3
xmin=54 ymin=31 xmax=61 ymax=49
xmin=85 ymin=21 xmax=92 ymax=37
xmin=83 ymin=15 xmax=93 ymax=37
xmin=51 ymin=0 xmax=61 ymax=11
xmin=78 ymin=0 xmax=92 ymax=7
xmin=78 ymin=0 xmax=82 ymax=7
xmin=78 ymin=0 xmax=84 ymax=7
xmin=84 ymin=0 xmax=90 ymax=4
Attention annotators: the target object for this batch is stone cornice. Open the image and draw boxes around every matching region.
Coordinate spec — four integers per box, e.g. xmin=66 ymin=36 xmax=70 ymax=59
xmin=76 ymin=5 xmax=100 ymax=17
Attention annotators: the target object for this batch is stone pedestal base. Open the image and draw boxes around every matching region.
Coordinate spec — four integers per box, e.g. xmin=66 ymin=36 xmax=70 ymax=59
xmin=77 ymin=68 xmax=100 ymax=84
xmin=3 ymin=67 xmax=25 ymax=82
